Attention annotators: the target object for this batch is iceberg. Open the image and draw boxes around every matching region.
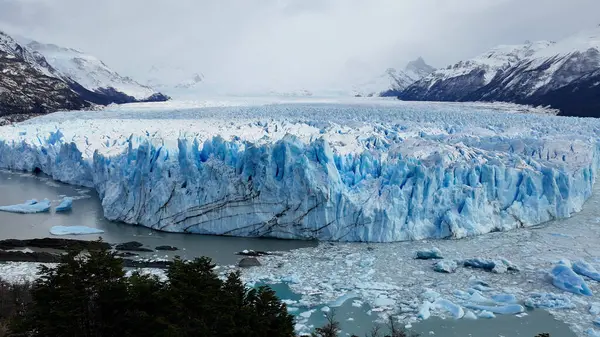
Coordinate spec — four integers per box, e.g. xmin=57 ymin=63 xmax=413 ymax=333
xmin=478 ymin=310 xmax=496 ymax=319
xmin=465 ymin=304 xmax=525 ymax=315
xmin=524 ymin=293 xmax=575 ymax=309
xmin=415 ymin=247 xmax=443 ymax=260
xmin=0 ymin=101 xmax=598 ymax=242
xmin=491 ymin=293 xmax=518 ymax=304
xmin=433 ymin=298 xmax=464 ymax=319
xmin=463 ymin=258 xmax=519 ymax=274
xmin=550 ymin=263 xmax=593 ymax=296
xmin=433 ymin=260 xmax=458 ymax=273
xmin=573 ymin=260 xmax=600 ymax=282
xmin=0 ymin=199 xmax=51 ymax=214
xmin=50 ymin=226 xmax=105 ymax=236
xmin=55 ymin=197 xmax=73 ymax=212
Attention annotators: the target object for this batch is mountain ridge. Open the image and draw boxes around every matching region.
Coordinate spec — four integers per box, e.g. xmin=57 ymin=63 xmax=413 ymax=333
xmin=399 ymin=27 xmax=600 ymax=117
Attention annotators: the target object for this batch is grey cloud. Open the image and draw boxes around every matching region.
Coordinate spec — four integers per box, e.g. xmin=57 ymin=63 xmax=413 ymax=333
xmin=1 ymin=0 xmax=599 ymax=92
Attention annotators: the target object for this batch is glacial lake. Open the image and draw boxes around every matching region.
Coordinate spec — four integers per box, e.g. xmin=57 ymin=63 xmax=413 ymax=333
xmin=0 ymin=170 xmax=315 ymax=265
xmin=0 ymin=170 xmax=579 ymax=336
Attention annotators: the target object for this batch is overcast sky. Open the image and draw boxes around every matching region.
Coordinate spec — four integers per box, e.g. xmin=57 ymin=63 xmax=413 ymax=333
xmin=1 ymin=0 xmax=599 ymax=93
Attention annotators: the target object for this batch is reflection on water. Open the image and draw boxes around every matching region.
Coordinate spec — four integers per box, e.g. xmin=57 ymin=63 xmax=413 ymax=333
xmin=0 ymin=170 xmax=315 ymax=265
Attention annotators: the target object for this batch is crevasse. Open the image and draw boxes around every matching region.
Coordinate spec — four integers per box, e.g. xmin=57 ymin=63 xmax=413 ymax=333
xmin=0 ymin=122 xmax=597 ymax=242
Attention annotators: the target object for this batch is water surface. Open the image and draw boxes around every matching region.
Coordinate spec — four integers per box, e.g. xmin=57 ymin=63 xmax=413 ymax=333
xmin=0 ymin=170 xmax=315 ymax=265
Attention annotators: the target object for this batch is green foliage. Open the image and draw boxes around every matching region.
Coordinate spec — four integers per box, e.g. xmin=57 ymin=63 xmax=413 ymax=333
xmin=9 ymin=242 xmax=295 ymax=337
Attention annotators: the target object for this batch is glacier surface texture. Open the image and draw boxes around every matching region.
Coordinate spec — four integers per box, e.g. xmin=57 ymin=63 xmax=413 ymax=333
xmin=0 ymin=99 xmax=599 ymax=242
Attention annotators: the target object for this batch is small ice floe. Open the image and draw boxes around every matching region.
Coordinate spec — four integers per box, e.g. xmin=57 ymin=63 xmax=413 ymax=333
xmin=550 ymin=261 xmax=593 ymax=296
xmin=415 ymin=247 xmax=443 ymax=260
xmin=0 ymin=199 xmax=51 ymax=214
xmin=55 ymin=197 xmax=73 ymax=212
xmin=433 ymin=260 xmax=458 ymax=273
xmin=524 ymin=293 xmax=575 ymax=309
xmin=573 ymin=260 xmax=600 ymax=282
xmin=50 ymin=226 xmax=105 ymax=236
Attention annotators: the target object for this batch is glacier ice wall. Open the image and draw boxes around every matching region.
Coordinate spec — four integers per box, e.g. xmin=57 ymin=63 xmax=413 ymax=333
xmin=0 ymin=101 xmax=598 ymax=242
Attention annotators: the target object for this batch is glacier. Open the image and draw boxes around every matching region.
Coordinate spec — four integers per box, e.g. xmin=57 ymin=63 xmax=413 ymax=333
xmin=0 ymin=98 xmax=599 ymax=242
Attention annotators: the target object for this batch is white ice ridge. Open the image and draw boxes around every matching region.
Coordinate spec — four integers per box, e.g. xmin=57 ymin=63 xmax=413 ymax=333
xmin=0 ymin=99 xmax=598 ymax=242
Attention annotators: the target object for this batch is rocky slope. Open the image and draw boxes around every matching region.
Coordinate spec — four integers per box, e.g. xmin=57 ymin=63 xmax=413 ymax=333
xmin=352 ymin=57 xmax=435 ymax=97
xmin=400 ymin=27 xmax=600 ymax=117
xmin=0 ymin=32 xmax=89 ymax=118
xmin=24 ymin=40 xmax=169 ymax=105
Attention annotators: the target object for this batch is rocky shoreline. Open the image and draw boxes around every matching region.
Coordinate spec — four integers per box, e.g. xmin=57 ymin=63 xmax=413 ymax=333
xmin=0 ymin=238 xmax=175 ymax=269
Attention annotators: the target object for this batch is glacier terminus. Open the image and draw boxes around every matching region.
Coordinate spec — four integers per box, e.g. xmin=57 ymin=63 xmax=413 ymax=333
xmin=0 ymin=98 xmax=598 ymax=242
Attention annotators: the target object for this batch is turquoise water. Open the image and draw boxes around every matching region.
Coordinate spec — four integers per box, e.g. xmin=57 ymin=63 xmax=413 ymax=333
xmin=263 ymin=283 xmax=576 ymax=337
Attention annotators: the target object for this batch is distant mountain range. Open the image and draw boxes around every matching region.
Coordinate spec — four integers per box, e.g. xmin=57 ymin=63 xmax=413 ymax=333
xmin=396 ymin=27 xmax=600 ymax=117
xmin=351 ymin=57 xmax=435 ymax=97
xmin=0 ymin=31 xmax=168 ymax=120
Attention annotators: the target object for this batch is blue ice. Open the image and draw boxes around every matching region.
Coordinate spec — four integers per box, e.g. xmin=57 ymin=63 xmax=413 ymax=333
xmin=573 ymin=260 xmax=600 ymax=282
xmin=465 ymin=304 xmax=524 ymax=315
xmin=55 ymin=197 xmax=73 ymax=212
xmin=50 ymin=226 xmax=105 ymax=236
xmin=415 ymin=247 xmax=443 ymax=260
xmin=434 ymin=299 xmax=464 ymax=319
xmin=0 ymin=199 xmax=51 ymax=214
xmin=491 ymin=294 xmax=518 ymax=304
xmin=524 ymin=293 xmax=575 ymax=309
xmin=550 ymin=263 xmax=593 ymax=296
xmin=433 ymin=260 xmax=457 ymax=273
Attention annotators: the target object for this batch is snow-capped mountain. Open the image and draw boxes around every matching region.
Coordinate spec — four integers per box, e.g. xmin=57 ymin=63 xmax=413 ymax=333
xmin=24 ymin=40 xmax=169 ymax=104
xmin=374 ymin=57 xmax=435 ymax=97
xmin=0 ymin=31 xmax=89 ymax=119
xmin=144 ymin=65 xmax=206 ymax=91
xmin=400 ymin=27 xmax=600 ymax=117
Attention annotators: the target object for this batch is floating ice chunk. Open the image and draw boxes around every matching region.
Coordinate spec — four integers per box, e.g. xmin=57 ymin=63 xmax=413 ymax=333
xmin=0 ymin=199 xmax=51 ymax=214
xmin=499 ymin=259 xmax=520 ymax=272
xmin=281 ymin=275 xmax=300 ymax=284
xmin=418 ymin=301 xmax=432 ymax=320
xmin=573 ymin=260 xmax=600 ymax=282
xmin=550 ymin=263 xmax=593 ymax=296
xmin=328 ymin=293 xmax=357 ymax=307
xmin=463 ymin=258 xmax=518 ymax=274
xmin=468 ymin=291 xmax=494 ymax=304
xmin=524 ymin=293 xmax=575 ymax=309
xmin=591 ymin=303 xmax=600 ymax=316
xmin=421 ymin=289 xmax=441 ymax=302
xmin=586 ymin=328 xmax=600 ymax=337
xmin=55 ymin=197 xmax=73 ymax=212
xmin=374 ymin=296 xmax=395 ymax=307
xmin=594 ymin=317 xmax=600 ymax=327
xmin=415 ymin=248 xmax=443 ymax=260
xmin=463 ymin=259 xmax=495 ymax=271
xmin=433 ymin=298 xmax=464 ymax=319
xmin=321 ymin=306 xmax=330 ymax=313
xmin=299 ymin=309 xmax=314 ymax=318
xmin=478 ymin=310 xmax=495 ymax=319
xmin=471 ymin=284 xmax=493 ymax=292
xmin=465 ymin=304 xmax=525 ymax=315
xmin=491 ymin=293 xmax=518 ymax=304
xmin=433 ymin=260 xmax=458 ymax=273
xmin=50 ymin=226 xmax=105 ymax=236
xmin=463 ymin=310 xmax=477 ymax=320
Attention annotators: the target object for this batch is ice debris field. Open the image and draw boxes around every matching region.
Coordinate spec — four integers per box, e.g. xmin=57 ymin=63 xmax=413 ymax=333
xmin=0 ymin=98 xmax=598 ymax=242
xmin=1 ymin=98 xmax=600 ymax=334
